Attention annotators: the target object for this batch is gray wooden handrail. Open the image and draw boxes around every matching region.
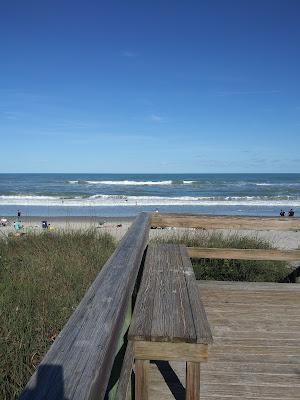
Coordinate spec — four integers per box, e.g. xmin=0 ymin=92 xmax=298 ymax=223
xmin=19 ymin=212 xmax=151 ymax=400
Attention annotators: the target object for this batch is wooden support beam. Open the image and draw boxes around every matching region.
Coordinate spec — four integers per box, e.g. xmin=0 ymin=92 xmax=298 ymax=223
xmin=187 ymin=247 xmax=300 ymax=261
xmin=135 ymin=360 xmax=149 ymax=400
xmin=186 ymin=362 xmax=200 ymax=400
xmin=115 ymin=341 xmax=134 ymax=400
xmin=133 ymin=341 xmax=208 ymax=362
xmin=151 ymin=213 xmax=300 ymax=231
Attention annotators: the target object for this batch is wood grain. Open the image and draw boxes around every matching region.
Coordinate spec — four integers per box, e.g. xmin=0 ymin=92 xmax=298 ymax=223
xmin=187 ymin=247 xmax=300 ymax=261
xmin=19 ymin=212 xmax=151 ymax=400
xmin=115 ymin=341 xmax=134 ymax=400
xmin=180 ymin=245 xmax=213 ymax=344
xmin=135 ymin=360 xmax=149 ymax=400
xmin=129 ymin=244 xmax=212 ymax=344
xmin=186 ymin=362 xmax=200 ymax=400
xmin=133 ymin=341 xmax=208 ymax=362
xmin=147 ymin=280 xmax=300 ymax=399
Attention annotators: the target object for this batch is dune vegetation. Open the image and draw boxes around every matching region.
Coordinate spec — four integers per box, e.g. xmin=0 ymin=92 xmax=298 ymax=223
xmin=0 ymin=230 xmax=116 ymax=400
xmin=152 ymin=230 xmax=292 ymax=282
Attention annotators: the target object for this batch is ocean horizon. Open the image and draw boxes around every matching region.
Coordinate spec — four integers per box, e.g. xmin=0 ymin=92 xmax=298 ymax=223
xmin=0 ymin=173 xmax=299 ymax=217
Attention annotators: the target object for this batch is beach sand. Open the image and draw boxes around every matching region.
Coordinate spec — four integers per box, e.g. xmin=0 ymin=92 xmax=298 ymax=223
xmin=1 ymin=215 xmax=300 ymax=250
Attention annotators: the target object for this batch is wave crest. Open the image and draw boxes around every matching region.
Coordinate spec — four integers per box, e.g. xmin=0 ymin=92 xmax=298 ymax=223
xmin=67 ymin=179 xmax=198 ymax=186
xmin=1 ymin=194 xmax=300 ymax=207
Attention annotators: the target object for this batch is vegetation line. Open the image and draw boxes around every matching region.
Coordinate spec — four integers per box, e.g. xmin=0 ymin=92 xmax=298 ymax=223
xmin=0 ymin=230 xmax=116 ymax=400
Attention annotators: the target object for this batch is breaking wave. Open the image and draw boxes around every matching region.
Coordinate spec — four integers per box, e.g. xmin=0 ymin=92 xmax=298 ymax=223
xmin=67 ymin=180 xmax=197 ymax=186
xmin=1 ymin=194 xmax=300 ymax=207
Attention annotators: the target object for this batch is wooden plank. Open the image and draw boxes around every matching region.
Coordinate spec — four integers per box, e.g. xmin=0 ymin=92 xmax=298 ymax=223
xmin=127 ymin=246 xmax=158 ymax=341
xmin=187 ymin=247 xmax=300 ymax=261
xmin=129 ymin=244 xmax=198 ymax=343
xmin=146 ymin=280 xmax=300 ymax=400
xmin=150 ymin=244 xmax=196 ymax=343
xmin=19 ymin=212 xmax=151 ymax=400
xmin=186 ymin=362 xmax=200 ymax=400
xmin=115 ymin=341 xmax=134 ymax=400
xmin=151 ymin=213 xmax=300 ymax=231
xmin=171 ymin=245 xmax=197 ymax=343
xmin=200 ymin=383 xmax=300 ymax=398
xmin=201 ymin=370 xmax=300 ymax=390
xmin=202 ymin=360 xmax=300 ymax=375
xmin=133 ymin=341 xmax=208 ymax=362
xmin=198 ymin=280 xmax=300 ymax=291
xmin=135 ymin=360 xmax=149 ymax=400
xmin=179 ymin=245 xmax=213 ymax=344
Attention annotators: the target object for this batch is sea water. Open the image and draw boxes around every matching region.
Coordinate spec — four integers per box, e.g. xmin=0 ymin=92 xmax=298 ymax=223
xmin=0 ymin=173 xmax=299 ymax=217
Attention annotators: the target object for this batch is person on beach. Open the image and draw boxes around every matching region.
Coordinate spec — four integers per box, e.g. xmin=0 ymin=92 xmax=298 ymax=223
xmin=17 ymin=210 xmax=21 ymax=220
xmin=288 ymin=209 xmax=295 ymax=217
xmin=42 ymin=220 xmax=48 ymax=229
xmin=14 ymin=221 xmax=20 ymax=231
xmin=280 ymin=210 xmax=285 ymax=217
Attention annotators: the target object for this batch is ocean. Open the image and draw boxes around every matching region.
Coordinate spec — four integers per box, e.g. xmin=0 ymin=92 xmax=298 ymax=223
xmin=0 ymin=173 xmax=299 ymax=217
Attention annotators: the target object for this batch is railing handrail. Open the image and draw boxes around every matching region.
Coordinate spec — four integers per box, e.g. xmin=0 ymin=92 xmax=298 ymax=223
xmin=19 ymin=212 xmax=151 ymax=400
xmin=187 ymin=247 xmax=300 ymax=261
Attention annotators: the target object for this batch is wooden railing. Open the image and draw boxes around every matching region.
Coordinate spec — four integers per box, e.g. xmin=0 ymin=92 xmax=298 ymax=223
xmin=19 ymin=212 xmax=151 ymax=400
xmin=153 ymin=213 xmax=300 ymax=265
xmin=187 ymin=247 xmax=300 ymax=261
xmin=18 ymin=212 xmax=300 ymax=400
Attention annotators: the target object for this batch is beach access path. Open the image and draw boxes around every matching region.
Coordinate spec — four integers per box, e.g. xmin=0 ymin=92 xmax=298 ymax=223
xmin=148 ymin=280 xmax=300 ymax=399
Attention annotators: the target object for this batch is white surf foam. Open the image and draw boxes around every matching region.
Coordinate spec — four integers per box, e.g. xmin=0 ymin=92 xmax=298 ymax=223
xmin=68 ymin=180 xmax=173 ymax=186
xmin=1 ymin=195 xmax=300 ymax=207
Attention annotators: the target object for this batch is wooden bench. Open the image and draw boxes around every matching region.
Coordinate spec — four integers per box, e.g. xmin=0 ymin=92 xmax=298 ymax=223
xmin=128 ymin=244 xmax=213 ymax=400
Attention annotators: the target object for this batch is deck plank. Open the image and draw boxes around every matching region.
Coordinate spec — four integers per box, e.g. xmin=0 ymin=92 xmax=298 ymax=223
xmin=148 ymin=280 xmax=300 ymax=399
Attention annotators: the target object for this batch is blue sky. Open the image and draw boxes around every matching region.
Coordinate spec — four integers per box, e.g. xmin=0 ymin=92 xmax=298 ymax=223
xmin=0 ymin=0 xmax=300 ymax=173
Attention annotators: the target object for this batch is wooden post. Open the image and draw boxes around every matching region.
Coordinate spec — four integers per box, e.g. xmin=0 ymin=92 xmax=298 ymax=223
xmin=186 ymin=362 xmax=200 ymax=400
xmin=135 ymin=359 xmax=149 ymax=400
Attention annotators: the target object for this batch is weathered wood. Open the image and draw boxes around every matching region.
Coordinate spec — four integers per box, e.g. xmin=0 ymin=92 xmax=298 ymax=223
xmin=180 ymin=246 xmax=213 ymax=344
xmin=19 ymin=212 xmax=151 ymax=400
xmin=187 ymin=246 xmax=300 ymax=261
xmin=130 ymin=244 xmax=211 ymax=399
xmin=115 ymin=341 xmax=134 ymax=400
xmin=150 ymin=244 xmax=196 ymax=343
xmin=186 ymin=362 xmax=200 ymax=400
xmin=129 ymin=244 xmax=195 ymax=343
xmin=147 ymin=280 xmax=300 ymax=400
xmin=133 ymin=341 xmax=208 ymax=362
xmin=135 ymin=360 xmax=149 ymax=400
xmin=151 ymin=213 xmax=300 ymax=231
xmin=129 ymin=244 xmax=212 ymax=344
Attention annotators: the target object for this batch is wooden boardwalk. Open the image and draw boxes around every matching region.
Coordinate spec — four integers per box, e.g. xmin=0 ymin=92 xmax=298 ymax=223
xmin=148 ymin=280 xmax=300 ymax=399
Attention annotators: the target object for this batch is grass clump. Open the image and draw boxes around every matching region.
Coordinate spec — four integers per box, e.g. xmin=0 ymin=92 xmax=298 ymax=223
xmin=0 ymin=230 xmax=116 ymax=400
xmin=152 ymin=230 xmax=292 ymax=282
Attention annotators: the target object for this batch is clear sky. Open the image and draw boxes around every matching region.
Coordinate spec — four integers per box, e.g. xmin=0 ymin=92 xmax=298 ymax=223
xmin=0 ymin=0 xmax=299 ymax=173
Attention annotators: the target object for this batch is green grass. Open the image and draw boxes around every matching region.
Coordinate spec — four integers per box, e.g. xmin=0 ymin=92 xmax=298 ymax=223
xmin=0 ymin=230 xmax=116 ymax=400
xmin=151 ymin=230 xmax=292 ymax=282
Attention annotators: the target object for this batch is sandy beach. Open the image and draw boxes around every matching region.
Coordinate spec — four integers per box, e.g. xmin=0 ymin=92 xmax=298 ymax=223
xmin=1 ymin=215 xmax=300 ymax=250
